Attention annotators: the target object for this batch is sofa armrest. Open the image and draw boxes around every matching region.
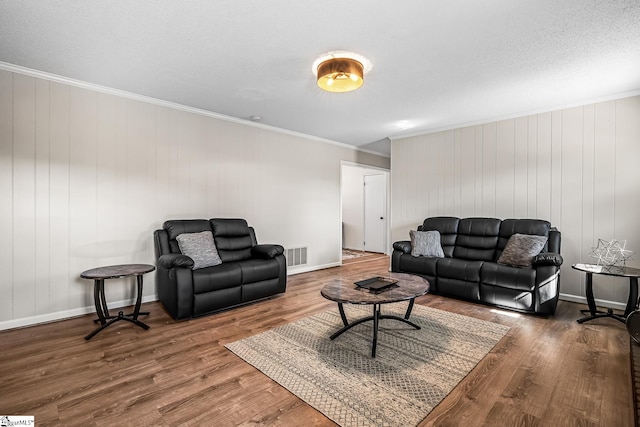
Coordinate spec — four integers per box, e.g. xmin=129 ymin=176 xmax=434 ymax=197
xmin=158 ymin=253 xmax=194 ymax=269
xmin=252 ymin=244 xmax=285 ymax=259
xmin=532 ymin=252 xmax=563 ymax=267
xmin=393 ymin=241 xmax=412 ymax=254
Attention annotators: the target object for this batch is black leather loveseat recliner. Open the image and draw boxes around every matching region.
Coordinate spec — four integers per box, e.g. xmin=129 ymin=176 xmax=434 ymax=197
xmin=154 ymin=218 xmax=286 ymax=320
xmin=392 ymin=217 xmax=563 ymax=315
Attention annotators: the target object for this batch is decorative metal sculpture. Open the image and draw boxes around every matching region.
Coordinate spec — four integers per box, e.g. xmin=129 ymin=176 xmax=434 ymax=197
xmin=589 ymin=238 xmax=634 ymax=267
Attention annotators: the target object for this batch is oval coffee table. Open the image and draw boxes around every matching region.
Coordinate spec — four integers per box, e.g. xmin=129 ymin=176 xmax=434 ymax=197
xmin=321 ymin=272 xmax=430 ymax=357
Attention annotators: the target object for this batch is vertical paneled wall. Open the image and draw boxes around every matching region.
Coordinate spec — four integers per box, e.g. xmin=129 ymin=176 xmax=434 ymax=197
xmin=392 ymin=96 xmax=640 ymax=305
xmin=0 ymin=69 xmax=390 ymax=328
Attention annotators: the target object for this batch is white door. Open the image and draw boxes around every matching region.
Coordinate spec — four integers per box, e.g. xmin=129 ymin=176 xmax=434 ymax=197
xmin=364 ymin=174 xmax=386 ymax=253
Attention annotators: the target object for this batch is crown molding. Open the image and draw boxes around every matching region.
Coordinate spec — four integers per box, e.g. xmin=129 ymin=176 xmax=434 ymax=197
xmin=389 ymin=89 xmax=640 ymax=142
xmin=0 ymin=61 xmax=389 ymax=159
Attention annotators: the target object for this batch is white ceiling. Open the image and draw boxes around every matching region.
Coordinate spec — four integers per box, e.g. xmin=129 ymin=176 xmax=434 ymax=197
xmin=1 ymin=1 xmax=639 ymax=157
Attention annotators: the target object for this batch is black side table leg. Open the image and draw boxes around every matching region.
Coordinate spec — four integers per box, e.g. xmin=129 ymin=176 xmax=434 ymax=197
xmin=94 ymin=279 xmax=107 ymax=325
xmin=577 ymin=271 xmax=627 ymax=324
xmin=121 ymin=275 xmax=150 ymax=318
xmin=132 ymin=275 xmax=144 ymax=319
xmin=87 ymin=279 xmax=109 ymax=340
xmin=577 ymin=272 xmax=607 ymax=323
xmin=85 ymin=317 xmax=121 ymax=340
xmin=585 ymin=273 xmax=596 ymax=315
xmin=99 ymin=279 xmax=110 ymax=319
xmin=86 ymin=275 xmax=151 ymax=340
xmin=625 ymin=277 xmax=639 ymax=317
xmin=118 ymin=315 xmax=150 ymax=330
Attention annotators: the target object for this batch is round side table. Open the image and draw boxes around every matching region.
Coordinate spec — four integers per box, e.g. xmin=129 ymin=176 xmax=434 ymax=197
xmin=81 ymin=264 xmax=155 ymax=340
xmin=572 ymin=263 xmax=640 ymax=324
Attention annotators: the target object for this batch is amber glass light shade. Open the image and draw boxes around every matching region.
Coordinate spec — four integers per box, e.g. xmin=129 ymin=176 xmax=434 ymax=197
xmin=317 ymin=58 xmax=364 ymax=92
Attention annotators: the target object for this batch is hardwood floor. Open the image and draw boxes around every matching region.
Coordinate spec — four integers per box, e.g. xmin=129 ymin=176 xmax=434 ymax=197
xmin=0 ymin=257 xmax=634 ymax=426
xmin=341 ymin=250 xmax=388 ymax=265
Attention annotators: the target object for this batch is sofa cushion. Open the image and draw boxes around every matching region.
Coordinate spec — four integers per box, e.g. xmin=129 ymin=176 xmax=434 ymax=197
xmin=410 ymin=230 xmax=445 ymax=258
xmin=236 ymin=258 xmax=281 ymax=284
xmin=192 ymin=263 xmax=242 ymax=294
xmin=164 ymin=219 xmax=212 ymax=253
xmin=397 ymin=254 xmax=438 ymax=279
xmin=481 ymin=262 xmax=536 ymax=291
xmin=211 ymin=218 xmax=254 ymax=262
xmin=437 ymin=277 xmax=480 ymax=301
xmin=422 ymin=217 xmax=459 ymax=257
xmin=176 ymin=231 xmax=222 ymax=269
xmin=453 ymin=218 xmax=501 ymax=261
xmin=193 ymin=287 xmax=242 ymax=316
xmin=242 ymin=278 xmax=284 ymax=302
xmin=497 ymin=234 xmax=547 ymax=268
xmin=437 ymin=258 xmax=483 ymax=282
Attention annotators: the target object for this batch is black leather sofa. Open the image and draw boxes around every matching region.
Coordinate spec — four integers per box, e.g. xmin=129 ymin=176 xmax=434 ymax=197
xmin=392 ymin=217 xmax=562 ymax=315
xmin=154 ymin=218 xmax=286 ymax=320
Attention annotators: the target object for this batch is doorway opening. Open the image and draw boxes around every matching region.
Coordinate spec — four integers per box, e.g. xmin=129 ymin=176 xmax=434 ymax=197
xmin=340 ymin=162 xmax=390 ymax=262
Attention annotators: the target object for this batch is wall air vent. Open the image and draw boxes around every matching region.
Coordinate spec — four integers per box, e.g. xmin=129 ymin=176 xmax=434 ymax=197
xmin=286 ymin=247 xmax=308 ymax=267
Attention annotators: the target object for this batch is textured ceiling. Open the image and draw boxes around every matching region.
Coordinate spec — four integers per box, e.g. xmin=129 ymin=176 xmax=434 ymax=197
xmin=1 ymin=1 xmax=639 ymax=156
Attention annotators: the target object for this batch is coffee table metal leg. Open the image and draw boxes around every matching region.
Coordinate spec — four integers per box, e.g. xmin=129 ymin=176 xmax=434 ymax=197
xmin=372 ymin=304 xmax=379 ymax=357
xmin=338 ymin=303 xmax=348 ymax=327
xmin=329 ymin=302 xmax=421 ymax=357
xmin=404 ymin=298 xmax=415 ymax=320
xmin=330 ymin=315 xmax=372 ymax=340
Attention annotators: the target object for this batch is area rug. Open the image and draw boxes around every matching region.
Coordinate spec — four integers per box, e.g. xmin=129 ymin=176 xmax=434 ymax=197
xmin=631 ymin=339 xmax=640 ymax=426
xmin=225 ymin=304 xmax=510 ymax=427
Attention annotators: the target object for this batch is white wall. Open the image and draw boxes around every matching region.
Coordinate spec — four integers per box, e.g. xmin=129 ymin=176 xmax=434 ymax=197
xmin=391 ymin=95 xmax=640 ymax=308
xmin=0 ymin=68 xmax=390 ymax=330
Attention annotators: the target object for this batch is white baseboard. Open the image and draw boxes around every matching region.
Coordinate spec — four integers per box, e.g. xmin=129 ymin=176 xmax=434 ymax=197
xmin=287 ymin=262 xmax=341 ymax=275
xmin=0 ymin=295 xmax=159 ymax=332
xmin=559 ymin=293 xmax=627 ymax=311
xmin=2 ymin=283 xmax=627 ymax=332
xmin=1 ymin=262 xmax=344 ymax=331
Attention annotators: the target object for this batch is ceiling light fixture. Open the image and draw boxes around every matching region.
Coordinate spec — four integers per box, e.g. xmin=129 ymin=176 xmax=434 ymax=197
xmin=313 ymin=51 xmax=372 ymax=93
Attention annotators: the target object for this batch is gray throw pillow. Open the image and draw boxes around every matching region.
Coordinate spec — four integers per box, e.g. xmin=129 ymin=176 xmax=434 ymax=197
xmin=497 ymin=233 xmax=547 ymax=268
xmin=176 ymin=231 xmax=222 ymax=269
xmin=410 ymin=230 xmax=445 ymax=258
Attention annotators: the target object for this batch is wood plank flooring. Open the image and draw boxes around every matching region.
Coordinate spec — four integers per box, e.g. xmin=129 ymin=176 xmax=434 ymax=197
xmin=0 ymin=257 xmax=634 ymax=426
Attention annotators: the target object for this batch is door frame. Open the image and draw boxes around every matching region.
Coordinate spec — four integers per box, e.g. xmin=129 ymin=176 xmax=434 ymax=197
xmin=339 ymin=161 xmax=391 ymax=262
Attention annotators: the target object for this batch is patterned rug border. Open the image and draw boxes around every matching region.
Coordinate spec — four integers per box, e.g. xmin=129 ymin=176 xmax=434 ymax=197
xmin=631 ymin=339 xmax=640 ymax=426
xmin=226 ymin=304 xmax=510 ymax=427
